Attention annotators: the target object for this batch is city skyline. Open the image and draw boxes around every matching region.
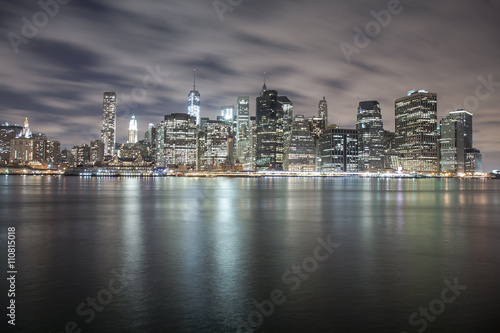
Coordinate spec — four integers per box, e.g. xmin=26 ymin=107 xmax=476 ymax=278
xmin=1 ymin=1 xmax=500 ymax=170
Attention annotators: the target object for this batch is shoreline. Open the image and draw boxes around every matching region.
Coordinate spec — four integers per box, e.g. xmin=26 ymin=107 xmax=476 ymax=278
xmin=0 ymin=168 xmax=497 ymax=180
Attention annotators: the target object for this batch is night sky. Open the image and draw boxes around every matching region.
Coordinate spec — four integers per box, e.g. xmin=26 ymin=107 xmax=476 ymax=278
xmin=1 ymin=0 xmax=499 ymax=170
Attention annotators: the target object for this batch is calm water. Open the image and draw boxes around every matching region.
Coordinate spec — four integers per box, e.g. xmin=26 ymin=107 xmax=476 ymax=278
xmin=1 ymin=176 xmax=500 ymax=332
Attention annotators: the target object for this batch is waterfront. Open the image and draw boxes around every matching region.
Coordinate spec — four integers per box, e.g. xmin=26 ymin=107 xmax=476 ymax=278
xmin=1 ymin=176 xmax=499 ymax=332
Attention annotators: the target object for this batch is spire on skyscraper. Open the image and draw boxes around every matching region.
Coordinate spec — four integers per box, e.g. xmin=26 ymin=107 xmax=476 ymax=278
xmin=188 ymin=70 xmax=201 ymax=126
xmin=19 ymin=117 xmax=32 ymax=138
xmin=262 ymin=72 xmax=267 ymax=92
xmin=128 ymin=114 xmax=138 ymax=144
xmin=193 ymin=68 xmax=196 ymax=90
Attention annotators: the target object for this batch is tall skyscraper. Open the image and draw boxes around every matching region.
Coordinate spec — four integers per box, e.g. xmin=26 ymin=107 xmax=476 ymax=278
xmin=356 ymin=101 xmax=385 ymax=171
xmin=439 ymin=109 xmax=481 ymax=174
xmin=237 ymin=96 xmax=250 ymax=139
xmin=256 ymin=84 xmax=283 ymax=170
xmin=101 ymin=92 xmax=117 ymax=157
xmin=448 ymin=109 xmax=473 ymax=149
xmin=395 ymin=90 xmax=438 ymax=173
xmin=187 ymin=69 xmax=201 ymax=126
xmin=128 ymin=115 xmax=138 ymax=144
xmin=236 ymin=96 xmax=251 ymax=165
xmin=248 ymin=116 xmax=257 ymax=171
xmin=153 ymin=121 xmax=166 ymax=167
xmin=286 ymin=115 xmax=316 ymax=172
xmin=319 ymin=97 xmax=328 ymax=126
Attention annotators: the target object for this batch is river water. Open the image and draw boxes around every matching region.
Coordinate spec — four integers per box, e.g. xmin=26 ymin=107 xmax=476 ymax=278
xmin=1 ymin=176 xmax=499 ymax=332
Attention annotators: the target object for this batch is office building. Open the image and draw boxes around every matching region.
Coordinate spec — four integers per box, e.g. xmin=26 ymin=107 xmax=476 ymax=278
xmin=256 ymin=84 xmax=292 ymax=171
xmin=439 ymin=109 xmax=481 ymax=174
xmin=0 ymin=122 xmax=23 ymax=163
xmin=101 ymin=92 xmax=117 ymax=157
xmin=286 ymin=115 xmax=316 ymax=172
xmin=236 ymin=96 xmax=251 ymax=167
xmin=164 ymin=113 xmax=198 ymax=169
xmin=317 ymin=127 xmax=358 ymax=173
xmin=356 ymin=101 xmax=385 ymax=171
xmin=319 ymin=97 xmax=328 ymax=126
xmin=128 ymin=115 xmax=138 ymax=144
xmin=153 ymin=121 xmax=166 ymax=167
xmin=90 ymin=140 xmax=104 ymax=163
xmin=9 ymin=118 xmax=59 ymax=164
xmin=198 ymin=120 xmax=231 ymax=170
xmin=395 ymin=90 xmax=438 ymax=173
xmin=187 ymin=69 xmax=201 ymax=126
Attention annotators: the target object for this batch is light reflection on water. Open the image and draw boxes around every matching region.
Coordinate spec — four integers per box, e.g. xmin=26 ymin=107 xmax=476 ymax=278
xmin=0 ymin=176 xmax=499 ymax=332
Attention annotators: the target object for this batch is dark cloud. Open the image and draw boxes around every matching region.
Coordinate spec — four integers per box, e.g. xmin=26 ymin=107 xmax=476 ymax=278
xmin=315 ymin=78 xmax=349 ymax=91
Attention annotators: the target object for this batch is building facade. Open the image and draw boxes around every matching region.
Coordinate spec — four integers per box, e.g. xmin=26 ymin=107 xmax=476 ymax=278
xmin=164 ymin=113 xmax=198 ymax=169
xmin=198 ymin=120 xmax=231 ymax=170
xmin=187 ymin=70 xmax=201 ymax=126
xmin=0 ymin=122 xmax=23 ymax=163
xmin=317 ymin=127 xmax=358 ymax=173
xmin=128 ymin=115 xmax=138 ymax=144
xmin=286 ymin=115 xmax=316 ymax=172
xmin=439 ymin=109 xmax=481 ymax=174
xmin=90 ymin=140 xmax=104 ymax=163
xmin=255 ymin=85 xmax=282 ymax=170
xmin=395 ymin=90 xmax=438 ymax=173
xmin=101 ymin=92 xmax=117 ymax=157
xmin=236 ymin=96 xmax=251 ymax=168
xmin=356 ymin=101 xmax=385 ymax=171
xmin=319 ymin=97 xmax=328 ymax=126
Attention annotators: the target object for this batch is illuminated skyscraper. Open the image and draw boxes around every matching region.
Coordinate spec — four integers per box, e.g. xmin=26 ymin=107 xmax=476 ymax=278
xmin=188 ymin=69 xmax=201 ymax=126
xmin=20 ymin=117 xmax=32 ymax=138
xmin=256 ymin=84 xmax=283 ymax=170
xmin=395 ymin=90 xmax=438 ymax=173
xmin=101 ymin=92 xmax=117 ymax=157
xmin=236 ymin=96 xmax=251 ymax=166
xmin=128 ymin=115 xmax=138 ymax=144
xmin=164 ymin=113 xmax=198 ymax=169
xmin=0 ymin=122 xmax=22 ymax=162
xmin=319 ymin=97 xmax=328 ymax=126
xmin=318 ymin=127 xmax=358 ymax=172
xmin=198 ymin=120 xmax=231 ymax=170
xmin=439 ymin=109 xmax=481 ymax=174
xmin=356 ymin=101 xmax=385 ymax=171
xmin=237 ymin=96 xmax=250 ymax=138
xmin=287 ymin=115 xmax=316 ymax=172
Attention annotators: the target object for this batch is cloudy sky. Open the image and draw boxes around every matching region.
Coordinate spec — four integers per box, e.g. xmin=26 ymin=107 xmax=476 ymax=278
xmin=1 ymin=0 xmax=499 ymax=170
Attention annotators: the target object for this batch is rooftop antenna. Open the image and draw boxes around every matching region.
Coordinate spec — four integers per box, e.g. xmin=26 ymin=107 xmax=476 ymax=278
xmin=193 ymin=68 xmax=196 ymax=90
